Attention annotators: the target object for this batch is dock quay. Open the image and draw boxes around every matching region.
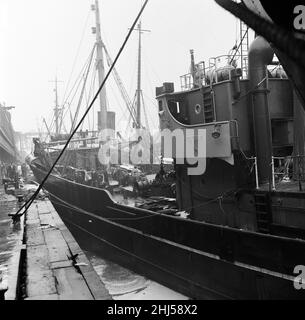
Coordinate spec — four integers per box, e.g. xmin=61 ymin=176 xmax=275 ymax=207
xmin=0 ymin=186 xmax=23 ymax=300
xmin=0 ymin=185 xmax=112 ymax=300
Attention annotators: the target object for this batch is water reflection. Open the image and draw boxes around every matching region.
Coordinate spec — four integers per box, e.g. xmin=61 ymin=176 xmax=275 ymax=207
xmin=87 ymin=252 xmax=189 ymax=300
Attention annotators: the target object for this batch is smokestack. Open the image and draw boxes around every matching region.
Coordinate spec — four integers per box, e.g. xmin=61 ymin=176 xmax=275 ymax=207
xmin=248 ymin=36 xmax=274 ymax=185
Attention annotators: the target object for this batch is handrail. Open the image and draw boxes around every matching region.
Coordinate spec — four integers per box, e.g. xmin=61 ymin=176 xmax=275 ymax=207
xmin=180 ymin=54 xmax=246 ymax=91
xmin=271 ymin=155 xmax=305 ymax=191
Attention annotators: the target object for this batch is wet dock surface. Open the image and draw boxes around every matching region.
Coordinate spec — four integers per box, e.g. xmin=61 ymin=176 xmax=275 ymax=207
xmin=24 ymin=199 xmax=111 ymax=300
xmin=0 ymin=186 xmax=24 ymax=300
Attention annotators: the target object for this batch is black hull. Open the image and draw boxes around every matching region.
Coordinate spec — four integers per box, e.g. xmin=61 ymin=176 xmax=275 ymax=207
xmin=31 ymin=162 xmax=305 ymax=299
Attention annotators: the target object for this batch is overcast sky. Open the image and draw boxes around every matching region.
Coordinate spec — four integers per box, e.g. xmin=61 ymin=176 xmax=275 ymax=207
xmin=0 ymin=0 xmax=252 ymax=134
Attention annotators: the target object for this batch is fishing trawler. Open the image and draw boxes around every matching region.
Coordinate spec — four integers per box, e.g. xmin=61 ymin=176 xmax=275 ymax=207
xmin=30 ymin=1 xmax=305 ymax=299
xmin=41 ymin=1 xmax=164 ymax=196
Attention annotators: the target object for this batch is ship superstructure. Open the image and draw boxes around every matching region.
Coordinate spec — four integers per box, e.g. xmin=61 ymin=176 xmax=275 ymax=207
xmin=157 ymin=37 xmax=305 ymax=236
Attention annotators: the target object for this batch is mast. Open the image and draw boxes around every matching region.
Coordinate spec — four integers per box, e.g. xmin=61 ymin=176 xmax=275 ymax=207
xmin=134 ymin=21 xmax=150 ymax=129
xmin=55 ymin=77 xmax=59 ymax=135
xmin=92 ymin=0 xmax=107 ymax=132
xmin=136 ymin=21 xmax=142 ymax=128
xmin=50 ymin=76 xmax=62 ymax=136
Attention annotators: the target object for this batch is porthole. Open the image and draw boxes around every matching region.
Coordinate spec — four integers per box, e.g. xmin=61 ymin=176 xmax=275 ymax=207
xmin=195 ymin=104 xmax=202 ymax=114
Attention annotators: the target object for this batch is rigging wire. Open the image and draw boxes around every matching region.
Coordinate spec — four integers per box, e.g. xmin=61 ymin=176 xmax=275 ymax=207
xmin=43 ymin=113 xmax=55 ymax=143
xmin=70 ymin=45 xmax=96 ymax=134
xmin=102 ymin=41 xmax=138 ymax=126
xmin=60 ymin=9 xmax=92 ymax=107
xmin=56 ymin=11 xmax=92 ymax=134
xmin=142 ymin=74 xmax=157 ymax=130
xmin=141 ymin=91 xmax=151 ymax=133
xmin=141 ymin=48 xmax=161 ymax=132
xmin=92 ymin=71 xmax=97 ymax=131
xmin=142 ymin=48 xmax=162 ymax=84
xmin=90 ymin=68 xmax=98 ymax=132
xmin=59 ymin=48 xmax=95 ymax=131
xmin=84 ymin=84 xmax=93 ymax=132
xmin=60 ymin=49 xmax=95 ymax=132
xmin=12 ymin=0 xmax=150 ymax=220
xmin=142 ymin=92 xmax=158 ymax=131
xmin=124 ymin=92 xmax=137 ymax=133
xmin=128 ymin=51 xmax=138 ymax=96
xmin=142 ymin=47 xmax=162 ymax=85
xmin=80 ymin=56 xmax=98 ymax=134
xmin=61 ymin=76 xmax=84 ymax=131
xmin=108 ymin=81 xmax=126 ymax=117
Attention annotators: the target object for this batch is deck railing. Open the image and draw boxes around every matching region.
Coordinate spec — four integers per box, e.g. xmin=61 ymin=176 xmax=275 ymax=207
xmin=242 ymin=154 xmax=305 ymax=192
xmin=272 ymin=155 xmax=305 ymax=191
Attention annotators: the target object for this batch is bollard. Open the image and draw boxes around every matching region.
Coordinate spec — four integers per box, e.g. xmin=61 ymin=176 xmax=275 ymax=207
xmin=17 ymin=195 xmax=24 ymax=203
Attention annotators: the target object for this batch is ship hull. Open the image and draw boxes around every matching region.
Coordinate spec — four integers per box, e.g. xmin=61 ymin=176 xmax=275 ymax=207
xmin=31 ymin=160 xmax=305 ymax=299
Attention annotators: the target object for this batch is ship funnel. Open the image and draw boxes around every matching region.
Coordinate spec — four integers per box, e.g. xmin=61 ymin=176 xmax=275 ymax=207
xmin=248 ymin=36 xmax=274 ymax=185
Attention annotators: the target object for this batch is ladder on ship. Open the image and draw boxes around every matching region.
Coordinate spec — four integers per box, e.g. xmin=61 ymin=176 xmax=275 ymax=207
xmin=254 ymin=193 xmax=272 ymax=234
xmin=203 ymin=90 xmax=216 ymax=123
xmin=240 ymin=20 xmax=249 ymax=78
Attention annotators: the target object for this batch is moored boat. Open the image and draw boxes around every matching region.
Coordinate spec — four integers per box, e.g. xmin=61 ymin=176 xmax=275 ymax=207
xmin=29 ymin=1 xmax=305 ymax=299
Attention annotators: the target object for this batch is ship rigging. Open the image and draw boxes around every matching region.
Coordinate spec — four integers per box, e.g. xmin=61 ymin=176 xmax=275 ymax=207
xmin=47 ymin=0 xmax=153 ymax=148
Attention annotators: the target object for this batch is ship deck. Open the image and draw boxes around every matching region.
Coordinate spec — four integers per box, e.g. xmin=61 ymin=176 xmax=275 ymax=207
xmin=260 ymin=180 xmax=305 ymax=194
